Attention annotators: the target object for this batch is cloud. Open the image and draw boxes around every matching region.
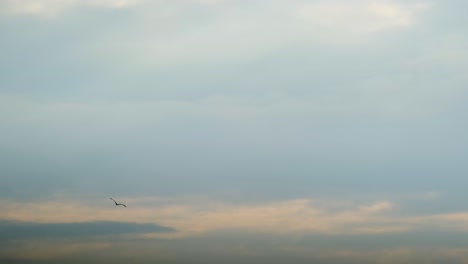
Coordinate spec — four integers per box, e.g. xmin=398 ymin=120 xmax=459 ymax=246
xmin=0 ymin=0 xmax=142 ymax=17
xmin=0 ymin=220 xmax=174 ymax=240
xmin=1 ymin=195 xmax=465 ymax=239
xmin=0 ymin=0 xmax=433 ymax=71
xmin=0 ymin=240 xmax=116 ymax=262
xmin=1 ymin=0 xmax=431 ymax=34
xmin=359 ymin=201 xmax=394 ymax=213
xmin=2 ymin=196 xmax=468 ymax=263
xmin=83 ymin=0 xmax=432 ymax=67
xmin=1 ymin=1 xmax=468 ymax=263
xmin=296 ymin=0 xmax=431 ymax=34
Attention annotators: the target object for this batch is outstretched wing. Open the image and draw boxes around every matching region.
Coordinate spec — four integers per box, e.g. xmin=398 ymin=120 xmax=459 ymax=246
xmin=110 ymin=198 xmax=126 ymax=207
xmin=110 ymin=198 xmax=119 ymax=205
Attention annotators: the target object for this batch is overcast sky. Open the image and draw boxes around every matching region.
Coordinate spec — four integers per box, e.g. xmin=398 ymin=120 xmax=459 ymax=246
xmin=1 ymin=0 xmax=468 ymax=263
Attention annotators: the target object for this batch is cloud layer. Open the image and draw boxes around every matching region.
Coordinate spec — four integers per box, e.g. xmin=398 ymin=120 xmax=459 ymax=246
xmin=0 ymin=220 xmax=174 ymax=240
xmin=2 ymin=0 xmax=468 ymax=263
xmin=2 ymin=195 xmax=468 ymax=238
xmin=2 ymin=195 xmax=468 ymax=263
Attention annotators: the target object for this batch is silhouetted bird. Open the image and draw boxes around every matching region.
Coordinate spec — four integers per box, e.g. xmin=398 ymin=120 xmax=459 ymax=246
xmin=110 ymin=198 xmax=127 ymax=207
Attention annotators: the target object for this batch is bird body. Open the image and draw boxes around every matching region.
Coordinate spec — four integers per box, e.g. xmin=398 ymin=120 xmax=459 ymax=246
xmin=110 ymin=198 xmax=127 ymax=207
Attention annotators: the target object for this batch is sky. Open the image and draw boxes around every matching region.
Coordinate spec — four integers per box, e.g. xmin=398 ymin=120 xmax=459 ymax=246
xmin=1 ymin=0 xmax=468 ymax=263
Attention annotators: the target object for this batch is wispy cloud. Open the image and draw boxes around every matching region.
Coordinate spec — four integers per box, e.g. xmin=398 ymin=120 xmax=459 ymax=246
xmin=0 ymin=0 xmax=142 ymax=17
xmin=1 ymin=195 xmax=466 ymax=239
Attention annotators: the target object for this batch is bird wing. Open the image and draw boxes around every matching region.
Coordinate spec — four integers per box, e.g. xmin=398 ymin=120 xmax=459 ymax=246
xmin=110 ymin=198 xmax=126 ymax=207
xmin=110 ymin=198 xmax=119 ymax=205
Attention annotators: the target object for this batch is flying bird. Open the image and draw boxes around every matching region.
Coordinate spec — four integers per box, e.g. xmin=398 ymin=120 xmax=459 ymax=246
xmin=110 ymin=198 xmax=127 ymax=207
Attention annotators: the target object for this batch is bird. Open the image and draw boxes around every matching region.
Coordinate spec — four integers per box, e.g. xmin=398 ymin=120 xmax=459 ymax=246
xmin=110 ymin=198 xmax=127 ymax=207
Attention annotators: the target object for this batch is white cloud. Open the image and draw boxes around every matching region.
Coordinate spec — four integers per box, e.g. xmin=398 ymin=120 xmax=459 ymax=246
xmin=1 ymin=0 xmax=433 ymax=67
xmin=359 ymin=201 xmax=394 ymax=213
xmin=100 ymin=0 xmax=432 ymax=66
xmin=0 ymin=0 xmax=233 ymax=17
xmin=0 ymin=0 xmax=142 ymax=17
xmin=296 ymin=0 xmax=431 ymax=33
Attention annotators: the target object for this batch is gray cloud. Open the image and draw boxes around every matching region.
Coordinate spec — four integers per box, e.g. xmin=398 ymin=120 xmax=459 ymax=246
xmin=0 ymin=220 xmax=174 ymax=241
xmin=2 ymin=1 xmax=468 ymax=263
xmin=1 ymin=0 xmax=468 ymax=210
